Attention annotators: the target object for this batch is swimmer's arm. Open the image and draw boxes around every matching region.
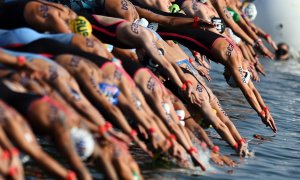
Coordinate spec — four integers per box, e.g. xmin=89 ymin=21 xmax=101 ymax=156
xmin=0 ymin=126 xmax=14 ymax=151
xmin=230 ymin=5 xmax=260 ymax=42
xmin=47 ymin=13 xmax=73 ymax=33
xmin=0 ymin=51 xmax=23 ymax=66
xmin=170 ymin=61 xmax=191 ymax=85
xmin=134 ymin=88 xmax=172 ymax=137
xmin=117 ymin=93 xmax=153 ymax=155
xmin=52 ymin=120 xmax=91 ymax=180
xmin=117 ymin=91 xmax=152 ymax=130
xmin=136 ymin=6 xmax=210 ymax=28
xmin=3 ymin=114 xmax=69 ymax=179
xmin=239 ymin=42 xmax=252 ymax=61
xmin=73 ymin=70 xmax=131 ymax=128
xmin=214 ymin=2 xmax=254 ymax=45
xmin=231 ymin=67 xmax=262 ymax=114
xmin=142 ymin=44 xmax=184 ymax=88
xmin=248 ymin=80 xmax=266 ymax=109
xmin=53 ymin=78 xmax=93 ymax=116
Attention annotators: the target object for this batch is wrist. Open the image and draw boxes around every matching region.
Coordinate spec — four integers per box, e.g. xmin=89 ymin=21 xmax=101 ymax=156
xmin=10 ymin=148 xmax=19 ymax=158
xmin=259 ymin=109 xmax=266 ymax=117
xmin=98 ymin=121 xmax=113 ymax=136
xmin=66 ymin=170 xmax=76 ymax=180
xmin=181 ymin=80 xmax=193 ymax=91
xmin=264 ymin=34 xmax=271 ymax=39
xmin=130 ymin=129 xmax=138 ymax=137
xmin=233 ymin=143 xmax=239 ymax=150
xmin=188 ymin=147 xmax=198 ymax=154
xmin=192 ymin=16 xmax=200 ymax=28
xmin=263 ymin=106 xmax=270 ymax=112
xmin=193 ymin=51 xmax=200 ymax=56
xmin=148 ymin=127 xmax=156 ymax=135
xmin=17 ymin=56 xmax=26 ymax=66
xmin=0 ymin=150 xmax=10 ymax=160
xmin=212 ymin=145 xmax=220 ymax=153
xmin=253 ymin=38 xmax=262 ymax=47
xmin=238 ymin=138 xmax=246 ymax=145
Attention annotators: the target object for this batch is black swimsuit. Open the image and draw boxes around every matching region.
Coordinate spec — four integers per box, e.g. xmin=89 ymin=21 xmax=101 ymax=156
xmin=80 ymin=13 xmax=129 ymax=48
xmin=121 ymin=59 xmax=143 ymax=79
xmin=157 ymin=26 xmax=224 ymax=60
xmin=0 ymin=80 xmax=42 ymax=116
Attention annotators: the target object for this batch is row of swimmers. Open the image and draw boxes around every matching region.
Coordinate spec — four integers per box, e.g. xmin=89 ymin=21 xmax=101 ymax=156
xmin=0 ymin=0 xmax=278 ymax=179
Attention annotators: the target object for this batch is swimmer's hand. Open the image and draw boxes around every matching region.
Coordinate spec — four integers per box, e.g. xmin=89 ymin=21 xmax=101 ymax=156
xmin=265 ymin=35 xmax=278 ymax=51
xmin=131 ymin=134 xmax=154 ymax=158
xmin=255 ymin=61 xmax=266 ymax=76
xmin=189 ymin=148 xmax=206 ymax=171
xmin=168 ymin=142 xmax=186 ymax=164
xmin=237 ymin=142 xmax=249 ymax=157
xmin=255 ymin=40 xmax=275 ymax=59
xmin=261 ymin=111 xmax=277 ymax=133
xmin=197 ymin=66 xmax=212 ymax=81
xmin=21 ymin=60 xmax=46 ymax=80
xmin=210 ymin=152 xmax=224 ymax=166
xmin=250 ymin=68 xmax=260 ymax=82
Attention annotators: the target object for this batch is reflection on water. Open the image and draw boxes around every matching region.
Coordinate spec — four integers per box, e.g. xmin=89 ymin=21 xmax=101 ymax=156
xmin=24 ymin=59 xmax=300 ymax=180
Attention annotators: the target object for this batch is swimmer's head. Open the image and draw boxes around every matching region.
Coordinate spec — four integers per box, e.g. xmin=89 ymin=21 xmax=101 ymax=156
xmin=276 ymin=43 xmax=290 ymax=60
xmin=223 ymin=68 xmax=251 ymax=88
xmin=242 ymin=2 xmax=257 ymax=21
xmin=211 ymin=17 xmax=226 ymax=34
xmin=69 ymin=16 xmax=92 ymax=37
xmin=169 ymin=4 xmax=180 ymax=13
xmin=70 ymin=128 xmax=95 ymax=160
xmin=199 ymin=0 xmax=208 ymax=3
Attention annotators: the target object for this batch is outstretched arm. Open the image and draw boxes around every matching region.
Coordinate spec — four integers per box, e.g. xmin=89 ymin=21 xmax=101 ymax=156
xmin=135 ymin=6 xmax=213 ymax=29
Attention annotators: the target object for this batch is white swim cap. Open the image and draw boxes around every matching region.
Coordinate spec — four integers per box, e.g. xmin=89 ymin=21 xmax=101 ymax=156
xmin=242 ymin=2 xmax=257 ymax=21
xmin=105 ymin=44 xmax=114 ymax=52
xmin=226 ymin=28 xmax=241 ymax=44
xmin=135 ymin=18 xmax=149 ymax=28
xmin=176 ymin=110 xmax=186 ymax=126
xmin=70 ymin=128 xmax=95 ymax=161
xmin=162 ymin=103 xmax=171 ymax=114
xmin=227 ymin=69 xmax=251 ymax=87
xmin=147 ymin=22 xmax=159 ymax=32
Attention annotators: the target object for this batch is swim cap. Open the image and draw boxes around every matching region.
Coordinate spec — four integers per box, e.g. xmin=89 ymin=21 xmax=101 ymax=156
xmin=162 ymin=103 xmax=171 ymax=114
xmin=70 ymin=128 xmax=95 ymax=160
xmin=226 ymin=28 xmax=241 ymax=44
xmin=69 ymin=16 xmax=92 ymax=37
xmin=227 ymin=7 xmax=240 ymax=23
xmin=99 ymin=82 xmax=120 ymax=105
xmin=199 ymin=0 xmax=208 ymax=3
xmin=176 ymin=110 xmax=186 ymax=126
xmin=169 ymin=4 xmax=180 ymax=13
xmin=133 ymin=171 xmax=140 ymax=180
xmin=242 ymin=2 xmax=257 ymax=21
xmin=135 ymin=18 xmax=149 ymax=28
xmin=147 ymin=22 xmax=159 ymax=32
xmin=105 ymin=44 xmax=114 ymax=52
xmin=211 ymin=17 xmax=226 ymax=34
xmin=226 ymin=69 xmax=251 ymax=88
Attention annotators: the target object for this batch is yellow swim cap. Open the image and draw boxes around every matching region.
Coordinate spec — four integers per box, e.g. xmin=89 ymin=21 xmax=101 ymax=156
xmin=212 ymin=108 xmax=217 ymax=115
xmin=69 ymin=16 xmax=92 ymax=37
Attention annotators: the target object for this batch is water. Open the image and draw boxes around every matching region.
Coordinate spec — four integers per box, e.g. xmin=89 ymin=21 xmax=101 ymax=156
xmin=24 ymin=58 xmax=300 ymax=180
xmin=141 ymin=58 xmax=300 ymax=180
